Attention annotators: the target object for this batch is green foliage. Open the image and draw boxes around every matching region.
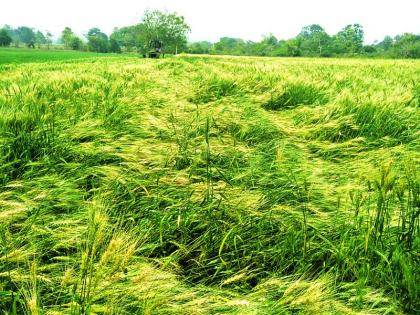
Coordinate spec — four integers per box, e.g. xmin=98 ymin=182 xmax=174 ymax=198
xmin=1 ymin=26 xmax=50 ymax=48
xmin=70 ymin=37 xmax=83 ymax=50
xmin=14 ymin=26 xmax=36 ymax=44
xmin=187 ymin=41 xmax=212 ymax=54
xmin=108 ymin=10 xmax=190 ymax=55
xmin=391 ymin=33 xmax=420 ymax=58
xmin=87 ymin=27 xmax=109 ymax=53
xmin=60 ymin=27 xmax=84 ymax=51
xmin=189 ymin=23 xmax=418 ymax=59
xmin=298 ymin=24 xmax=331 ymax=56
xmin=109 ymin=38 xmax=121 ymax=53
xmin=376 ymin=35 xmax=393 ymax=52
xmin=34 ymin=30 xmax=46 ymax=48
xmin=110 ymin=24 xmax=144 ymax=51
xmin=332 ymin=24 xmax=364 ymax=54
xmin=0 ymin=29 xmax=12 ymax=46
xmin=141 ymin=10 xmax=191 ymax=54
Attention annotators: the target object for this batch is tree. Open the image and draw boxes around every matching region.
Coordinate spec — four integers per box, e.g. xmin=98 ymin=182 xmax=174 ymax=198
xmin=111 ymin=25 xmax=143 ymax=51
xmin=363 ymin=45 xmax=377 ymax=54
xmin=391 ymin=33 xmax=420 ymax=58
xmin=140 ymin=10 xmax=190 ymax=55
xmin=15 ymin=26 xmax=36 ymax=44
xmin=70 ymin=36 xmax=83 ymax=50
xmin=255 ymin=34 xmax=279 ymax=56
xmin=376 ymin=35 xmax=393 ymax=52
xmin=0 ymin=29 xmax=12 ymax=46
xmin=35 ymin=31 xmax=46 ymax=48
xmin=87 ymin=27 xmax=109 ymax=52
xmin=333 ymin=24 xmax=364 ymax=54
xmin=298 ymin=24 xmax=331 ymax=56
xmin=45 ymin=31 xmax=53 ymax=49
xmin=188 ymin=41 xmax=212 ymax=54
xmin=60 ymin=27 xmax=84 ymax=50
xmin=214 ymin=37 xmax=246 ymax=55
xmin=109 ymin=38 xmax=121 ymax=53
xmin=61 ymin=27 xmax=75 ymax=48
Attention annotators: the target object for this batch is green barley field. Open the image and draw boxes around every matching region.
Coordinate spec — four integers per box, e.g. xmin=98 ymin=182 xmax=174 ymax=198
xmin=0 ymin=50 xmax=419 ymax=314
xmin=0 ymin=48 xmax=130 ymax=65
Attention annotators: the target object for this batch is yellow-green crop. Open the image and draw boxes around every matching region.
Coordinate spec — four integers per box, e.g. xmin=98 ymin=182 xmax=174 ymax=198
xmin=0 ymin=52 xmax=419 ymax=314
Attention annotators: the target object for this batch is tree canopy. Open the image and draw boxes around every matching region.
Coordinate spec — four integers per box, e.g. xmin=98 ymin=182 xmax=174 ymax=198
xmin=87 ymin=28 xmax=109 ymax=52
xmin=0 ymin=29 xmax=12 ymax=46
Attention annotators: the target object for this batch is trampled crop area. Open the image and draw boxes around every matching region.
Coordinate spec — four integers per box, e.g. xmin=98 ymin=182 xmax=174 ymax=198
xmin=0 ymin=53 xmax=419 ymax=314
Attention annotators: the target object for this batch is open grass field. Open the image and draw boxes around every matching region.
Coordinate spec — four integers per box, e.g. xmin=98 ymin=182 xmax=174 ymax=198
xmin=0 ymin=48 xmax=133 ymax=65
xmin=0 ymin=49 xmax=419 ymax=314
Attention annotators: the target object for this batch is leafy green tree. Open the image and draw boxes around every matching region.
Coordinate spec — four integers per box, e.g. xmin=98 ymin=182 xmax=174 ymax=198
xmin=376 ymin=35 xmax=393 ymax=52
xmin=35 ymin=31 xmax=46 ymax=48
xmin=45 ymin=31 xmax=53 ymax=49
xmin=60 ymin=27 xmax=84 ymax=50
xmin=15 ymin=26 xmax=36 ymax=44
xmin=284 ymin=38 xmax=302 ymax=56
xmin=110 ymin=25 xmax=143 ymax=51
xmin=109 ymin=38 xmax=121 ymax=53
xmin=391 ymin=33 xmax=420 ymax=58
xmin=332 ymin=24 xmax=364 ymax=54
xmin=214 ymin=37 xmax=247 ymax=55
xmin=271 ymin=40 xmax=289 ymax=56
xmin=188 ymin=41 xmax=212 ymax=54
xmin=1 ymin=25 xmax=20 ymax=46
xmin=298 ymin=24 xmax=331 ymax=56
xmin=254 ymin=34 xmax=279 ymax=56
xmin=87 ymin=28 xmax=109 ymax=52
xmin=363 ymin=45 xmax=377 ymax=54
xmin=70 ymin=36 xmax=83 ymax=50
xmin=61 ymin=27 xmax=75 ymax=48
xmin=0 ymin=29 xmax=12 ymax=46
xmin=141 ymin=10 xmax=190 ymax=54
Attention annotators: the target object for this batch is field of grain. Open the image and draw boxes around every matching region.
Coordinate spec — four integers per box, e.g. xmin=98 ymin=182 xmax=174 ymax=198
xmin=0 ymin=52 xmax=419 ymax=314
xmin=0 ymin=48 xmax=129 ymax=65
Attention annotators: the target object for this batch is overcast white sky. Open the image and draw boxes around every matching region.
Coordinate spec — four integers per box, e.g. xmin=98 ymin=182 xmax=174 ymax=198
xmin=1 ymin=0 xmax=419 ymax=44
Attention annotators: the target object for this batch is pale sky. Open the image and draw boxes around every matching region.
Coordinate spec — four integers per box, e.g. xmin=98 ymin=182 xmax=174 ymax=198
xmin=1 ymin=0 xmax=419 ymax=44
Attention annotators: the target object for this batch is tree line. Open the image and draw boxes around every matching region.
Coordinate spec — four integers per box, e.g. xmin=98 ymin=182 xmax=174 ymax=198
xmin=189 ymin=24 xmax=420 ymax=58
xmin=1 ymin=11 xmax=419 ymax=58
xmin=0 ymin=10 xmax=190 ymax=55
xmin=0 ymin=26 xmax=53 ymax=48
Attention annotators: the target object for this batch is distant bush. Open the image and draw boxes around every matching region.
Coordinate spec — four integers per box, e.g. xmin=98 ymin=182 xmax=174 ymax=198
xmin=70 ymin=36 xmax=83 ymax=50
